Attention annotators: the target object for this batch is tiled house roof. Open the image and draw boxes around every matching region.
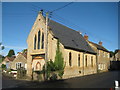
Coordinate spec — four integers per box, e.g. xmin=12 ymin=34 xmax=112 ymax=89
xmin=5 ymin=56 xmax=15 ymax=61
xmin=18 ymin=52 xmax=27 ymax=59
xmin=88 ymin=41 xmax=109 ymax=52
xmin=48 ymin=20 xmax=96 ymax=54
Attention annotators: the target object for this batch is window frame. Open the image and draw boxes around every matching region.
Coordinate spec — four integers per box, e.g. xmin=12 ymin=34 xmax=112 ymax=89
xmin=85 ymin=55 xmax=87 ymax=67
xmin=41 ymin=32 xmax=44 ymax=49
xmin=37 ymin=30 xmax=41 ymax=49
xmin=78 ymin=54 xmax=80 ymax=67
xmin=91 ymin=56 xmax=93 ymax=67
xmin=69 ymin=52 xmax=72 ymax=67
xmin=34 ymin=35 xmax=37 ymax=50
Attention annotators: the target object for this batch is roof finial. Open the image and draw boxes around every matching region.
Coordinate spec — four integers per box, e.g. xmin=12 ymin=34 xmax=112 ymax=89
xmin=39 ymin=9 xmax=43 ymax=15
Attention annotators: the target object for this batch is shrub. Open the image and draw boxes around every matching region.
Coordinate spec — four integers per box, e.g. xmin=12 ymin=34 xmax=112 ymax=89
xmin=17 ymin=67 xmax=26 ymax=79
xmin=1 ymin=64 xmax=6 ymax=69
xmin=42 ymin=39 xmax=65 ymax=80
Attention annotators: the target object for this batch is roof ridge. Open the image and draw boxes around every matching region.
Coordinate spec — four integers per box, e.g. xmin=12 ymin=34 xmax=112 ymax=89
xmin=88 ymin=41 xmax=109 ymax=52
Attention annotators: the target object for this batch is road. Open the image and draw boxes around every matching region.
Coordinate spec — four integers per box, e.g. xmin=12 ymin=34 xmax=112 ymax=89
xmin=2 ymin=71 xmax=120 ymax=88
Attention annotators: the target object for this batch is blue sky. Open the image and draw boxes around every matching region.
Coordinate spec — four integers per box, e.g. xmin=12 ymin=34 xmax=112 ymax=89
xmin=2 ymin=2 xmax=118 ymax=56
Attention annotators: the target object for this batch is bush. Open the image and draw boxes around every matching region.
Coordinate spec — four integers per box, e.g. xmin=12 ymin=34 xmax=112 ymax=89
xmin=50 ymin=73 xmax=57 ymax=81
xmin=17 ymin=67 xmax=26 ymax=79
xmin=1 ymin=64 xmax=6 ymax=69
xmin=58 ymin=70 xmax=64 ymax=79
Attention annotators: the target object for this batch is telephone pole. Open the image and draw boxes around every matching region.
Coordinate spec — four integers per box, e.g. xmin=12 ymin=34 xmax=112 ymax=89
xmin=45 ymin=12 xmax=49 ymax=81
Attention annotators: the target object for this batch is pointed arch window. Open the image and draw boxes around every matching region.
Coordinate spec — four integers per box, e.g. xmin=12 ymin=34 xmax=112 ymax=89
xmin=78 ymin=54 xmax=80 ymax=67
xmin=41 ymin=32 xmax=44 ymax=49
xmin=34 ymin=35 xmax=37 ymax=50
xmin=38 ymin=30 xmax=41 ymax=49
xmin=69 ymin=52 xmax=72 ymax=66
xmin=91 ymin=56 xmax=93 ymax=67
xmin=85 ymin=55 xmax=87 ymax=67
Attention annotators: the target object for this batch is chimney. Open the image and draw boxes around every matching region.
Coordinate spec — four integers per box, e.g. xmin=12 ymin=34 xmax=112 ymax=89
xmin=84 ymin=34 xmax=88 ymax=41
xmin=99 ymin=41 xmax=102 ymax=46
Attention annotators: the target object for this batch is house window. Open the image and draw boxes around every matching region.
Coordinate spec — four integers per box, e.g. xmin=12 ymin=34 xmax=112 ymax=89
xmin=85 ymin=55 xmax=87 ymax=67
xmin=78 ymin=54 xmax=80 ymax=67
xmin=38 ymin=30 xmax=41 ymax=49
xmin=16 ymin=62 xmax=22 ymax=69
xmin=91 ymin=56 xmax=93 ymax=67
xmin=34 ymin=35 xmax=37 ymax=50
xmin=41 ymin=32 xmax=44 ymax=49
xmin=69 ymin=52 xmax=72 ymax=66
xmin=107 ymin=53 xmax=109 ymax=58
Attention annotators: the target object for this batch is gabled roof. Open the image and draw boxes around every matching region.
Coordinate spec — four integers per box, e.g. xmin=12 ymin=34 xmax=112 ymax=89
xmin=5 ymin=56 xmax=15 ymax=61
xmin=48 ymin=20 xmax=96 ymax=54
xmin=88 ymin=41 xmax=109 ymax=52
xmin=17 ymin=52 xmax=27 ymax=59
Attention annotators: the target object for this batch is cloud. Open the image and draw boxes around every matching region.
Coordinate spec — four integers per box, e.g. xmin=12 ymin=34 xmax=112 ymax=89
xmin=0 ymin=51 xmax=6 ymax=56
xmin=4 ymin=45 xmax=27 ymax=50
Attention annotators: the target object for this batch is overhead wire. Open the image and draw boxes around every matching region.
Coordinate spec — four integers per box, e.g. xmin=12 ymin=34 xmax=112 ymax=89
xmin=50 ymin=2 xmax=74 ymax=13
xmin=31 ymin=4 xmax=112 ymax=44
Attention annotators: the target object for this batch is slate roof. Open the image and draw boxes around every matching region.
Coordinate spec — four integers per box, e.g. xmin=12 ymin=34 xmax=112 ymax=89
xmin=88 ymin=41 xmax=109 ymax=52
xmin=48 ymin=20 xmax=96 ymax=54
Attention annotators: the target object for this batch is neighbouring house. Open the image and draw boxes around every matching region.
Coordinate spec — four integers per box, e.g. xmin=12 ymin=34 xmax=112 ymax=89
xmin=111 ymin=50 xmax=120 ymax=61
xmin=2 ymin=56 xmax=15 ymax=69
xmin=84 ymin=34 xmax=110 ymax=72
xmin=27 ymin=11 xmax=97 ymax=79
xmin=11 ymin=52 xmax=27 ymax=70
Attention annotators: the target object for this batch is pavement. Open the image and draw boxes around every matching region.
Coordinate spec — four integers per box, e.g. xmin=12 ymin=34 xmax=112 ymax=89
xmin=2 ymin=70 xmax=120 ymax=88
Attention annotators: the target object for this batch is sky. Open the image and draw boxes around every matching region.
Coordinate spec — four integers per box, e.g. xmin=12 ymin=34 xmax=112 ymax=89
xmin=1 ymin=2 xmax=118 ymax=56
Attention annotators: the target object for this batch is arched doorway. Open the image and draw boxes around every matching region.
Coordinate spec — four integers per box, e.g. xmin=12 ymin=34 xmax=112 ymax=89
xmin=36 ymin=62 xmax=41 ymax=71
xmin=32 ymin=56 xmax=45 ymax=71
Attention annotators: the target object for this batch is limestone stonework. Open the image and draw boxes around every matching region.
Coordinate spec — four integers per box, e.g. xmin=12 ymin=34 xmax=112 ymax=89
xmin=11 ymin=52 xmax=27 ymax=70
xmin=84 ymin=36 xmax=110 ymax=72
xmin=27 ymin=12 xmax=97 ymax=79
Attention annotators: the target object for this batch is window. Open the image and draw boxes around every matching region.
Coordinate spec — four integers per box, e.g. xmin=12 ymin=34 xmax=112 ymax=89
xmin=78 ymin=54 xmax=80 ymax=67
xmin=16 ymin=62 xmax=22 ymax=69
xmin=107 ymin=53 xmax=109 ymax=58
xmin=69 ymin=52 xmax=72 ymax=66
xmin=91 ymin=56 xmax=93 ymax=67
xmin=38 ymin=30 xmax=41 ymax=49
xmin=34 ymin=35 xmax=37 ymax=50
xmin=41 ymin=32 xmax=44 ymax=49
xmin=85 ymin=55 xmax=87 ymax=67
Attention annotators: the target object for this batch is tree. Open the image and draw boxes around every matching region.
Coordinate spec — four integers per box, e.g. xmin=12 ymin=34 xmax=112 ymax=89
xmin=1 ymin=64 xmax=6 ymax=69
xmin=42 ymin=39 xmax=65 ymax=80
xmin=109 ymin=51 xmax=114 ymax=57
xmin=0 ymin=55 xmax=5 ymax=63
xmin=54 ymin=39 xmax=65 ymax=78
xmin=7 ymin=49 xmax=15 ymax=57
xmin=22 ymin=49 xmax=27 ymax=53
xmin=0 ymin=42 xmax=5 ymax=50
xmin=114 ymin=49 xmax=119 ymax=54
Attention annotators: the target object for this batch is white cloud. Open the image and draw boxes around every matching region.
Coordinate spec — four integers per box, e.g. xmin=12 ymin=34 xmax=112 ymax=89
xmin=4 ymin=45 xmax=27 ymax=50
xmin=0 ymin=51 xmax=6 ymax=56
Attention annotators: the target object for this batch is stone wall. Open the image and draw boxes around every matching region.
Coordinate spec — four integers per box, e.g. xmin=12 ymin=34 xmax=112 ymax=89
xmin=27 ymin=13 xmax=97 ymax=80
xmin=11 ymin=54 xmax=27 ymax=70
